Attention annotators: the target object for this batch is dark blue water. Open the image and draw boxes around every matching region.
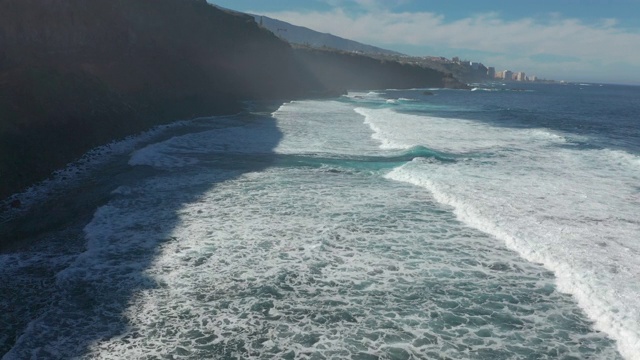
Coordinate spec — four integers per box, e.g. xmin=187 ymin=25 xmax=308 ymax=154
xmin=389 ymin=83 xmax=640 ymax=154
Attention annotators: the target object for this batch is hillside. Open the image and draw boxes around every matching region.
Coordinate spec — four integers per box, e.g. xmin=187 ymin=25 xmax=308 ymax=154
xmin=293 ymin=46 xmax=468 ymax=91
xmin=249 ymin=14 xmax=489 ymax=83
xmin=0 ymin=0 xmax=466 ymax=200
xmin=253 ymin=15 xmax=404 ymax=57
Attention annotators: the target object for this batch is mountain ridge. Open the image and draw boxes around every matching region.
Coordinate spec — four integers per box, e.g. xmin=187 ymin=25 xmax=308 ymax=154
xmin=253 ymin=14 xmax=404 ymax=57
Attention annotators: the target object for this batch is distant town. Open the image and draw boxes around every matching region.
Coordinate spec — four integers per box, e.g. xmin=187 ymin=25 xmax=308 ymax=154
xmin=439 ymin=56 xmax=551 ymax=82
xmin=413 ymin=56 xmax=555 ymax=83
xmin=349 ymin=51 xmax=556 ymax=84
xmin=255 ymin=15 xmax=554 ymax=84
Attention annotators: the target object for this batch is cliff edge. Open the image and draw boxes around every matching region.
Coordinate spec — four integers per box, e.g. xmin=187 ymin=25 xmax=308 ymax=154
xmin=0 ymin=0 xmax=467 ymax=200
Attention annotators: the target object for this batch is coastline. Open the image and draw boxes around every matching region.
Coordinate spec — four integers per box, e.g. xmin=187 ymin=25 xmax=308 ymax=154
xmin=0 ymin=101 xmax=286 ymax=357
xmin=0 ymin=98 xmax=295 ymax=252
xmin=0 ymin=0 xmax=467 ymax=204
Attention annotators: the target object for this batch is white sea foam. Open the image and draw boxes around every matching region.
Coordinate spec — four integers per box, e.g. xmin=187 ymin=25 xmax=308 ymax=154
xmin=129 ymin=121 xmax=280 ymax=169
xmin=355 ymin=107 xmax=566 ymax=153
xmin=78 ymin=165 xmax=619 ymax=359
xmin=0 ymin=117 xmax=206 ymax=223
xmin=604 ymin=149 xmax=640 ymax=169
xmin=344 ymin=91 xmax=383 ymax=100
xmin=366 ymin=107 xmax=640 ymax=359
xmin=78 ymin=99 xmax=625 ymax=359
xmin=470 ymin=87 xmax=499 ymax=92
xmin=272 ymin=100 xmax=383 ymax=156
xmin=4 ymin=98 xmax=627 ymax=359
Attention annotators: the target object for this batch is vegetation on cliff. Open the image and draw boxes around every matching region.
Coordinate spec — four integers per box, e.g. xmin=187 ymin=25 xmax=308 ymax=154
xmin=0 ymin=0 xmax=466 ymax=200
xmin=293 ymin=46 xmax=468 ymax=91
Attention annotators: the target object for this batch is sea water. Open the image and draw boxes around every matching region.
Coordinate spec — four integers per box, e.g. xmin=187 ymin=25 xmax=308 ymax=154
xmin=1 ymin=82 xmax=639 ymax=359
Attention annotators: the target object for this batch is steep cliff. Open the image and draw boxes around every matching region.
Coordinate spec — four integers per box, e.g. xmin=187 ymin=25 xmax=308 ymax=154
xmin=293 ymin=46 xmax=468 ymax=91
xmin=0 ymin=0 xmax=319 ymax=199
xmin=0 ymin=0 xmax=465 ymax=200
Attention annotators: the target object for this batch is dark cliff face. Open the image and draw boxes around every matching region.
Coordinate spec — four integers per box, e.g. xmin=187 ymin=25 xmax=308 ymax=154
xmin=0 ymin=0 xmax=464 ymax=200
xmin=0 ymin=0 xmax=318 ymax=199
xmin=0 ymin=0 xmax=317 ymax=98
xmin=293 ymin=47 xmax=455 ymax=91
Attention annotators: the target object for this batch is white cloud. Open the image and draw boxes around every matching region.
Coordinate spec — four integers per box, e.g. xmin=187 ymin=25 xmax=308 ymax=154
xmin=262 ymin=6 xmax=640 ymax=82
xmin=321 ymin=0 xmax=410 ymax=11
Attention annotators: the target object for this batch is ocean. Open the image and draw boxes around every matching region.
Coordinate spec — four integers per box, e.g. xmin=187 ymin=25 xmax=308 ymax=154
xmin=1 ymin=82 xmax=639 ymax=359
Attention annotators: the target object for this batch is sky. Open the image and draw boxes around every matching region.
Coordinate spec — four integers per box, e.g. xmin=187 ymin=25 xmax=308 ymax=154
xmin=210 ymin=0 xmax=640 ymax=84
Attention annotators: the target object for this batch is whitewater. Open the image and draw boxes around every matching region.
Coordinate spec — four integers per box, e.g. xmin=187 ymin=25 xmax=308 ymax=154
xmin=1 ymin=83 xmax=639 ymax=359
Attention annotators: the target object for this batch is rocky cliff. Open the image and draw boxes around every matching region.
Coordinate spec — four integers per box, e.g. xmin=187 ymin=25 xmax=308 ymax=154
xmin=0 ymin=0 xmax=466 ymax=200
xmin=293 ymin=46 xmax=468 ymax=91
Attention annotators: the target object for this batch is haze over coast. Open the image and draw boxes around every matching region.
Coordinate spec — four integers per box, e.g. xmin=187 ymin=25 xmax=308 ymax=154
xmin=0 ymin=0 xmax=465 ymax=201
xmin=217 ymin=0 xmax=640 ymax=85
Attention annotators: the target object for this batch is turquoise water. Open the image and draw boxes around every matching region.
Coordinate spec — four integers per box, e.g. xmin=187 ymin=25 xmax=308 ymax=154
xmin=2 ymin=84 xmax=639 ymax=359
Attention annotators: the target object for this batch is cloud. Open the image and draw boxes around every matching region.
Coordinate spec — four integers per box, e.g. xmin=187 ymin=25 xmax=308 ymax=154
xmin=261 ymin=6 xmax=640 ymax=82
xmin=529 ymin=54 xmax=581 ymax=64
xmin=321 ymin=0 xmax=410 ymax=11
